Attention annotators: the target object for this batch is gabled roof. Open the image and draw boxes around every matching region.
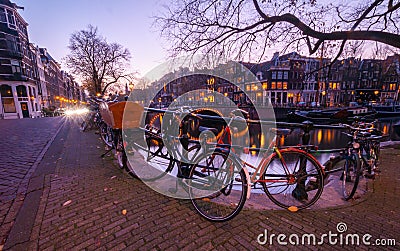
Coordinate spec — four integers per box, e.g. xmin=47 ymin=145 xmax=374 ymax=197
xmin=0 ymin=0 xmax=14 ymax=8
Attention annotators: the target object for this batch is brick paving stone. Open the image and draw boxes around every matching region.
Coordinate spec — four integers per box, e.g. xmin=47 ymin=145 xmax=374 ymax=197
xmin=2 ymin=119 xmax=400 ymax=250
xmin=0 ymin=118 xmax=63 ymax=246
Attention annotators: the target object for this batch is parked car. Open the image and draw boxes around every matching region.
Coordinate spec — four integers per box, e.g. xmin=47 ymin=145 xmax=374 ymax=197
xmin=54 ymin=108 xmax=66 ymax=116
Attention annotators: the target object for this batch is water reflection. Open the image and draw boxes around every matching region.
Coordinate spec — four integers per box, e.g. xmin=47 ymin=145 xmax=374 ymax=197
xmin=246 ymin=117 xmax=400 ymax=164
xmin=275 ymin=118 xmax=400 ymax=150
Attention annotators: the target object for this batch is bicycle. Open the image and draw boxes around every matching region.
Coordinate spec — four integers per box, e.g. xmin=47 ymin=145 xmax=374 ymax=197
xmin=337 ymin=123 xmax=384 ymax=200
xmin=176 ymin=110 xmax=325 ymax=221
xmin=80 ymin=98 xmax=102 ymax=132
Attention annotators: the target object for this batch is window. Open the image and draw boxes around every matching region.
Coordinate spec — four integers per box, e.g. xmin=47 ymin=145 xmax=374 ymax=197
xmin=262 ymin=82 xmax=268 ymax=89
xmin=0 ymin=8 xmax=6 ymax=23
xmin=11 ymin=60 xmax=21 ymax=73
xmin=256 ymin=72 xmax=263 ymax=80
xmin=271 ymin=71 xmax=276 ymax=79
xmin=6 ymin=10 xmax=15 ymax=29
xmin=283 ymin=71 xmax=288 ymax=80
xmin=277 ymin=82 xmax=282 ymax=89
xmin=1 ymin=85 xmax=16 ymax=113
xmin=16 ymin=85 xmax=27 ymax=97
xmin=271 ymin=82 xmax=276 ymax=89
xmin=277 ymin=71 xmax=283 ymax=79
xmin=283 ymin=82 xmax=288 ymax=90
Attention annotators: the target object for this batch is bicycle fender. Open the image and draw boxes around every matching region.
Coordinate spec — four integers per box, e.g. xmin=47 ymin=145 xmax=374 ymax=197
xmin=241 ymin=167 xmax=252 ymax=199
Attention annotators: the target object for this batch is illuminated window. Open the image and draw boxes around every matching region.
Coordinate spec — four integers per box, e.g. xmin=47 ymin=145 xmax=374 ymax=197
xmin=277 ymin=82 xmax=282 ymax=89
xmin=1 ymin=85 xmax=16 ymax=113
xmin=271 ymin=82 xmax=276 ymax=89
xmin=283 ymin=82 xmax=288 ymax=89
xmin=262 ymin=82 xmax=268 ymax=89
xmin=246 ymin=85 xmax=251 ymax=91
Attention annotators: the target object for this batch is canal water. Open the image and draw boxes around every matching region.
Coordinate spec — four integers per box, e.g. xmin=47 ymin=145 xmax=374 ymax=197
xmin=271 ymin=117 xmax=400 ymax=165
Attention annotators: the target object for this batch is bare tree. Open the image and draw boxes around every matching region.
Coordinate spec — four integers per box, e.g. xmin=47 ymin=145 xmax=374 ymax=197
xmin=65 ymin=25 xmax=134 ymax=95
xmin=157 ymin=0 xmax=400 ymax=61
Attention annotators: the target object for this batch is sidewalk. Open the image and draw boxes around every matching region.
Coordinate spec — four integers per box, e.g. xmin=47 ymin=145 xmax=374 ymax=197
xmin=3 ymin=120 xmax=400 ymax=250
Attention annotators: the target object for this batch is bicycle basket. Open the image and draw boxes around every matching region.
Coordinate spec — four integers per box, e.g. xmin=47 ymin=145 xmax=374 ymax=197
xmin=108 ymin=101 xmax=144 ymax=129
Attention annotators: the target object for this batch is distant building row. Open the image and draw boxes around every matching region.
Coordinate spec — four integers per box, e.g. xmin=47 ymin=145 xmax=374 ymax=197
xmin=149 ymin=51 xmax=400 ymax=108
xmin=0 ymin=0 xmax=83 ymax=119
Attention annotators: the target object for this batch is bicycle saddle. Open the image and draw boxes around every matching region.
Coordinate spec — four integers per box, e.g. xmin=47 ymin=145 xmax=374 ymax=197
xmin=357 ymin=131 xmax=371 ymax=138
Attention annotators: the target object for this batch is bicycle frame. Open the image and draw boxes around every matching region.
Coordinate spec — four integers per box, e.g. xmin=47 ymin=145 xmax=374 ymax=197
xmin=203 ymin=115 xmax=323 ymax=201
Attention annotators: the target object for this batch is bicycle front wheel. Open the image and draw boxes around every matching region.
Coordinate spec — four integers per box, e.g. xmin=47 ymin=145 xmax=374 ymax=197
xmin=261 ymin=150 xmax=324 ymax=211
xmin=188 ymin=150 xmax=247 ymax=222
xmin=100 ymin=123 xmax=113 ymax=147
xmin=342 ymin=153 xmax=360 ymax=200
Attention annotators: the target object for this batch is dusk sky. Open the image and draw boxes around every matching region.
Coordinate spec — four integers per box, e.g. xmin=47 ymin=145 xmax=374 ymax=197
xmin=16 ymin=0 xmax=167 ymax=77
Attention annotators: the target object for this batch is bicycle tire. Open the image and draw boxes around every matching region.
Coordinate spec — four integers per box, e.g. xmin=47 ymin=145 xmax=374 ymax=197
xmin=136 ymin=136 xmax=175 ymax=182
xmin=80 ymin=121 xmax=87 ymax=132
xmin=342 ymin=153 xmax=360 ymax=200
xmin=100 ymin=123 xmax=113 ymax=147
xmin=261 ymin=149 xmax=324 ymax=211
xmin=373 ymin=142 xmax=380 ymax=165
xmin=188 ymin=150 xmax=247 ymax=222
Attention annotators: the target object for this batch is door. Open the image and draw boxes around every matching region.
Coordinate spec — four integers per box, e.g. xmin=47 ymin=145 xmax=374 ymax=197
xmin=20 ymin=102 xmax=30 ymax=118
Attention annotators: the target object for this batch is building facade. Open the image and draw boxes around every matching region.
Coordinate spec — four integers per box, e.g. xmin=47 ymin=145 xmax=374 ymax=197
xmin=144 ymin=52 xmax=400 ymax=109
xmin=0 ymin=0 xmax=83 ymax=119
xmin=0 ymin=0 xmax=42 ymax=119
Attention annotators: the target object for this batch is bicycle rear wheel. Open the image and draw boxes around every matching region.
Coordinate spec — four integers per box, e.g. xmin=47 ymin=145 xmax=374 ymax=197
xmin=188 ymin=150 xmax=247 ymax=222
xmin=342 ymin=153 xmax=360 ymax=200
xmin=261 ymin=149 xmax=324 ymax=211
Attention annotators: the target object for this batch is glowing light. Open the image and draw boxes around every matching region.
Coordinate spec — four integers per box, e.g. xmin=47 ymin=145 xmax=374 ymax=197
xmin=65 ymin=108 xmax=89 ymax=116
xmin=317 ymin=130 xmax=323 ymax=144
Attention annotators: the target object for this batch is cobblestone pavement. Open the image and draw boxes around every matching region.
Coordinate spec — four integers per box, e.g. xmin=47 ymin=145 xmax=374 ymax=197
xmin=2 ymin=119 xmax=400 ymax=250
xmin=0 ymin=117 xmax=64 ymax=247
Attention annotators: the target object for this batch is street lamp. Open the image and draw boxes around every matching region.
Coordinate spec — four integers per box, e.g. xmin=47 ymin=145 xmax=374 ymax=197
xmin=129 ymin=82 xmax=134 ymax=92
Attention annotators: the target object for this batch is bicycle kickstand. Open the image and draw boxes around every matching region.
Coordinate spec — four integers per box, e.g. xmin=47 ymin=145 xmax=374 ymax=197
xmin=101 ymin=147 xmax=114 ymax=158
